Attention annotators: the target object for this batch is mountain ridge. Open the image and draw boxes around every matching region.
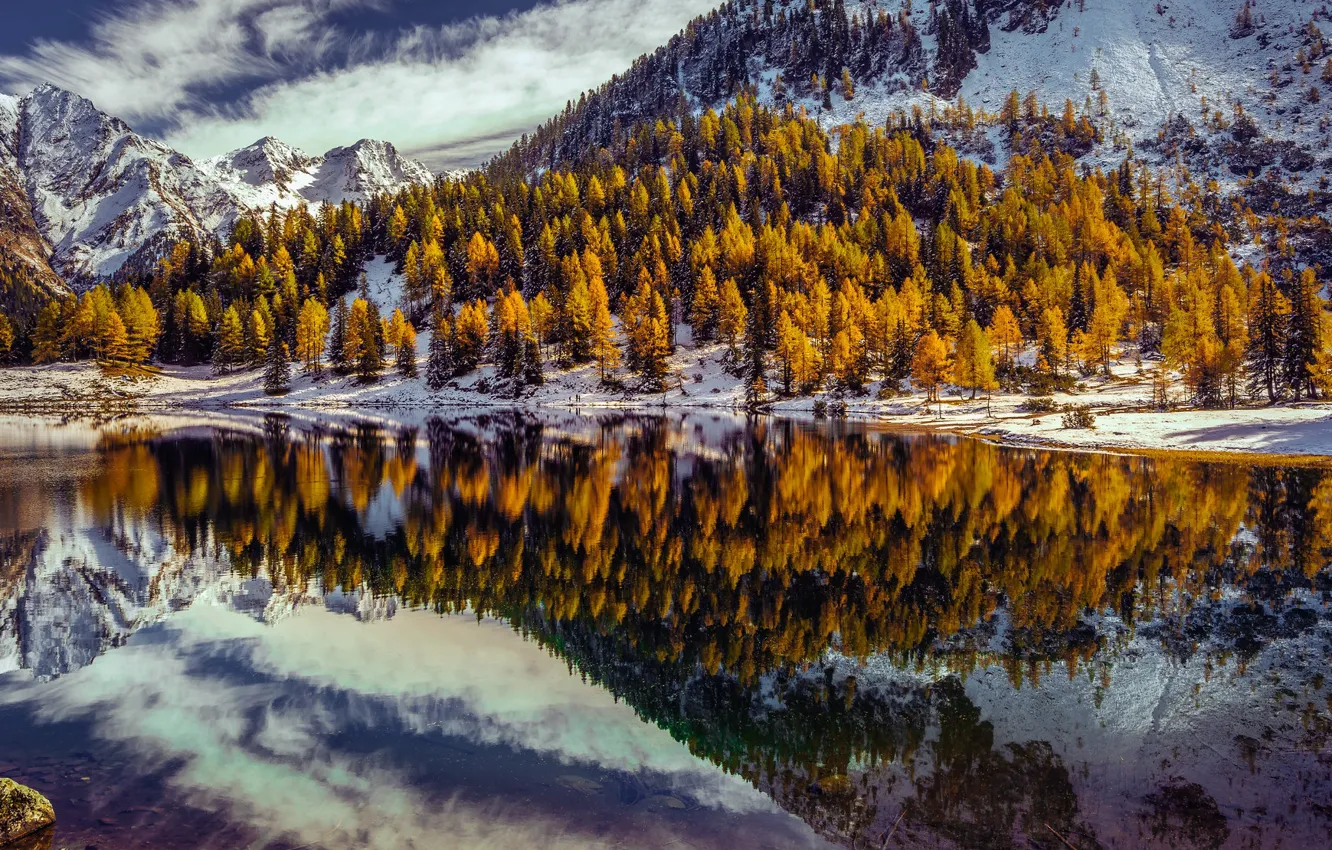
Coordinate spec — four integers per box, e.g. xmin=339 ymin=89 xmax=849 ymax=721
xmin=0 ymin=83 xmax=436 ymax=298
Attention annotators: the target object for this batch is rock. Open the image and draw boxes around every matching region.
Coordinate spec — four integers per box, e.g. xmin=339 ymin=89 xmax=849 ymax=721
xmin=0 ymin=778 xmax=55 ymax=846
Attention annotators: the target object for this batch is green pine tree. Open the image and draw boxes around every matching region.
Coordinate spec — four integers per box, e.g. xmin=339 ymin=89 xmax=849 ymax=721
xmin=426 ymin=306 xmax=454 ymax=391
xmin=264 ymin=336 xmax=291 ymax=395
xmin=329 ymin=298 xmax=349 ymax=374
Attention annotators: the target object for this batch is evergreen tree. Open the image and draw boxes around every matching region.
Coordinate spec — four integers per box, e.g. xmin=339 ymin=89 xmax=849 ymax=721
xmin=522 ymin=335 xmax=544 ymax=386
xmin=1246 ymin=271 xmax=1291 ymax=403
xmin=31 ymin=301 xmax=63 ymax=364
xmin=1283 ymin=268 xmax=1324 ymax=400
xmin=264 ymin=336 xmax=291 ymax=395
xmin=0 ymin=313 xmax=12 ymax=364
xmin=329 ymin=298 xmax=349 ymax=374
xmin=426 ymin=306 xmax=454 ymax=391
xmin=361 ymin=301 xmax=385 ymax=382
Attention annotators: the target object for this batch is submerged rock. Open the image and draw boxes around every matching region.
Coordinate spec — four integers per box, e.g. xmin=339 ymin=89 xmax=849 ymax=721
xmin=0 ymin=778 xmax=55 ymax=846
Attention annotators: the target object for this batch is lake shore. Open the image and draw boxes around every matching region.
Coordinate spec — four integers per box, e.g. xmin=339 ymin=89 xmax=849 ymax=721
xmin=2 ymin=354 xmax=1331 ymax=461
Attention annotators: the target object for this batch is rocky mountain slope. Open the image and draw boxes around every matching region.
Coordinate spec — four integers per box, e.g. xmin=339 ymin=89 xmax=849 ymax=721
xmin=494 ymin=0 xmax=1329 ymax=261
xmin=0 ymin=84 xmax=434 ymax=296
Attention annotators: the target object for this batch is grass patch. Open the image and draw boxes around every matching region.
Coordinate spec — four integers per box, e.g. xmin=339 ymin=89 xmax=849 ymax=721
xmin=97 ymin=361 xmax=163 ymax=380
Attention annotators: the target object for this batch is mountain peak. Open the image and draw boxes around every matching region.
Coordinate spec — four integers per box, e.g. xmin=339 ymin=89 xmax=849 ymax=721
xmin=2 ymin=88 xmax=433 ymax=289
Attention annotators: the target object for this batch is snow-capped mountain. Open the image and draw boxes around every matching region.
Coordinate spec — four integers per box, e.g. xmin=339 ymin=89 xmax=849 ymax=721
xmin=199 ymin=135 xmax=434 ymax=210
xmin=16 ymin=83 xmax=245 ymax=289
xmin=0 ymin=83 xmax=434 ymax=292
xmin=0 ymin=93 xmax=65 ymax=303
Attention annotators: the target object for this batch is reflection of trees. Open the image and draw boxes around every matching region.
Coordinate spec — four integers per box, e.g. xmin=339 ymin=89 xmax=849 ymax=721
xmin=72 ymin=415 xmax=1332 ymax=848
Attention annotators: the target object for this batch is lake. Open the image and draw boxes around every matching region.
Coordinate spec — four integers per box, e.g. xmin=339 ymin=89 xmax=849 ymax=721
xmin=0 ymin=411 xmax=1329 ymax=849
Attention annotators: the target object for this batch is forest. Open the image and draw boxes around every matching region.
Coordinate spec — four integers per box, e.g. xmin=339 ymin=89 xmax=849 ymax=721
xmin=0 ymin=86 xmax=1327 ymax=409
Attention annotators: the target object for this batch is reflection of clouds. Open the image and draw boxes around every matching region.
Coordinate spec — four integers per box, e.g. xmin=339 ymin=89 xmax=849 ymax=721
xmin=202 ymin=604 xmax=779 ymax=813
xmin=1 ymin=604 xmax=817 ymax=849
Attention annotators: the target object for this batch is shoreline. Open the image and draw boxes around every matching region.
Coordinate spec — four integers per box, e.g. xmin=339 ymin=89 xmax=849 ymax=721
xmin=3 ymin=359 xmax=1332 ymax=463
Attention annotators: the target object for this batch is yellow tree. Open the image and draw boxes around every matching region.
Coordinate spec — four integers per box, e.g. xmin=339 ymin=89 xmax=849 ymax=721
xmin=117 ymin=286 xmax=160 ymax=365
xmin=690 ymin=266 xmax=720 ymax=341
xmin=590 ymin=274 xmax=620 ymax=380
xmin=295 ymin=298 xmax=330 ymax=374
xmin=453 ymin=299 xmax=489 ymax=371
xmin=1083 ymin=271 xmax=1128 ymax=375
xmin=0 ymin=313 xmax=12 ymax=364
xmin=466 ymin=232 xmax=500 ymax=294
xmin=912 ymin=329 xmax=951 ymax=408
xmin=1037 ymin=307 xmax=1069 ymax=376
xmin=953 ymin=319 xmax=998 ymax=400
xmin=215 ymin=305 xmax=246 ymax=373
xmin=717 ymin=278 xmax=748 ymax=360
xmin=249 ymin=308 xmax=271 ymax=364
xmin=623 ymin=273 xmax=671 ymax=387
xmin=987 ymin=304 xmax=1023 ymax=372
xmin=395 ymin=317 xmax=418 ymax=377
xmin=775 ymin=310 xmax=818 ymax=395
xmin=529 ymin=291 xmax=555 ymax=355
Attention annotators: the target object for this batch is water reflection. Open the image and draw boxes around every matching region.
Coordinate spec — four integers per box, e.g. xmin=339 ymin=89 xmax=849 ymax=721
xmin=0 ymin=412 xmax=1329 ymax=849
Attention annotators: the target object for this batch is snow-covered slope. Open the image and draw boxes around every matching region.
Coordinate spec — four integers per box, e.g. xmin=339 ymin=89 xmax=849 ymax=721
xmin=199 ymin=136 xmax=434 ymax=209
xmin=17 ymin=84 xmax=244 ymax=285
xmin=0 ymin=84 xmax=434 ymax=290
xmin=0 ymin=92 xmax=66 ymax=302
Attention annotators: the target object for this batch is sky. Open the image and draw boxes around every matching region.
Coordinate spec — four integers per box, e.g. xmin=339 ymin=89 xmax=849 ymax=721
xmin=0 ymin=0 xmax=719 ymax=170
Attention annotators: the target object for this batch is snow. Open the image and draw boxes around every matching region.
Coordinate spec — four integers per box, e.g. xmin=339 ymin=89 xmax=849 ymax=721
xmin=200 ymin=137 xmax=433 ymax=211
xmin=7 ymin=85 xmax=434 ymax=288
xmin=4 ymin=333 xmax=1332 ymax=459
xmin=359 ymin=255 xmax=408 ymax=315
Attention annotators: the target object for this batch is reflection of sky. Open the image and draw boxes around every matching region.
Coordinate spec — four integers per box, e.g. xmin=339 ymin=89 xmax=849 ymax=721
xmin=1 ymin=604 xmax=832 ymax=850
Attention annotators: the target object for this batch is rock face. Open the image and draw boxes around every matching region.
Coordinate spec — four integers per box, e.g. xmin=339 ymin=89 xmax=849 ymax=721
xmin=0 ymin=778 xmax=54 ymax=845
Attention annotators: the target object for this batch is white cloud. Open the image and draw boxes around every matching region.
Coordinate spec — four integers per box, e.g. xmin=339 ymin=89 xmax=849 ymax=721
xmin=1 ymin=605 xmax=819 ymax=849
xmin=0 ymin=0 xmax=718 ymax=169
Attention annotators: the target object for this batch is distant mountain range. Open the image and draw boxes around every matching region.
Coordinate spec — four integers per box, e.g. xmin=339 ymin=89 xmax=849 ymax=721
xmin=0 ymin=84 xmax=435 ymax=298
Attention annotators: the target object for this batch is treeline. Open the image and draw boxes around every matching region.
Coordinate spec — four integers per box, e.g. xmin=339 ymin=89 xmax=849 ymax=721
xmin=4 ymin=89 xmax=1327 ymax=408
xmin=490 ymin=0 xmax=1000 ymax=174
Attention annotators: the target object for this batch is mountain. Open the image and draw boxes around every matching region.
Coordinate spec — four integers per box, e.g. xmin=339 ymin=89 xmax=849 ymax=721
xmin=0 ymin=93 xmax=67 ymax=314
xmin=0 ymin=84 xmax=434 ymax=295
xmin=198 ymin=135 xmax=435 ymax=210
xmin=493 ymin=0 xmax=1328 ymax=261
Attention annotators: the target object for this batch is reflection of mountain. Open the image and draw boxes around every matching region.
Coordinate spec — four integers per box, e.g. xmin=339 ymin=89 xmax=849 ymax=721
xmin=1 ymin=414 xmax=1330 ymax=848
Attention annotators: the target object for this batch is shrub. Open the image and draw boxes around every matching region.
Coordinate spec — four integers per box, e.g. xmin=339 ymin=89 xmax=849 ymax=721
xmin=1020 ymin=396 xmax=1059 ymax=413
xmin=1061 ymin=405 xmax=1097 ymax=429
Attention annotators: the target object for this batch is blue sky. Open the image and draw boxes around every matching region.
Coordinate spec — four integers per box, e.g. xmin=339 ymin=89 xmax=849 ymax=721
xmin=0 ymin=0 xmax=717 ymax=169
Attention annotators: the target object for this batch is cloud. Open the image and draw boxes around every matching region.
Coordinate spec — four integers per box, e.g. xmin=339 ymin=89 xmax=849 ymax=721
xmin=0 ymin=0 xmax=718 ymax=169
xmin=0 ymin=605 xmax=820 ymax=849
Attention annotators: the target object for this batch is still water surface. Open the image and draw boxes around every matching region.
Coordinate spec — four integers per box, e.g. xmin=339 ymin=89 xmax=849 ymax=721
xmin=0 ymin=411 xmax=1329 ymax=849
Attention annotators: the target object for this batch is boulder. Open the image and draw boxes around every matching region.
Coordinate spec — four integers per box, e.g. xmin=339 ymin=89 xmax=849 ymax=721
xmin=0 ymin=779 xmax=54 ymax=846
